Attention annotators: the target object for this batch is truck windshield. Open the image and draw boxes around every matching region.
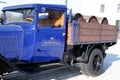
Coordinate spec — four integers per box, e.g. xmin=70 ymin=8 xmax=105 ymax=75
xmin=5 ymin=8 xmax=34 ymax=24
xmin=38 ymin=8 xmax=64 ymax=27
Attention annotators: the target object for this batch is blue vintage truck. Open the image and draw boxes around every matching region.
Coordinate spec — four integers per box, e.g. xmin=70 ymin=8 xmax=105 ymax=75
xmin=0 ymin=4 xmax=118 ymax=76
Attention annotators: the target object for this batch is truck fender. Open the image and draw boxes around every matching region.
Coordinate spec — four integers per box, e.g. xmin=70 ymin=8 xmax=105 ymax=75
xmin=81 ymin=44 xmax=105 ymax=64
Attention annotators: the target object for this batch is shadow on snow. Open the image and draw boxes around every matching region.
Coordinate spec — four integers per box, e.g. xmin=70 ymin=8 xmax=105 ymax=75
xmin=103 ymin=53 xmax=120 ymax=71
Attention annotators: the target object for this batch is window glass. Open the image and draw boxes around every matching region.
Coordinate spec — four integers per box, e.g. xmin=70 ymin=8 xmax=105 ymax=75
xmin=38 ymin=8 xmax=64 ymax=27
xmin=117 ymin=4 xmax=120 ymax=12
xmin=5 ymin=8 xmax=34 ymax=24
xmin=100 ymin=4 xmax=105 ymax=13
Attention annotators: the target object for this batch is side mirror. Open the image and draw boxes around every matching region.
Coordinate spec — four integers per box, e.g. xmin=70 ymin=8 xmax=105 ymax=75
xmin=0 ymin=18 xmax=3 ymax=25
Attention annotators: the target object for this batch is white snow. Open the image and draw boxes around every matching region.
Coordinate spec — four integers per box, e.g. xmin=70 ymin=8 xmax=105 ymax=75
xmin=67 ymin=39 xmax=120 ymax=80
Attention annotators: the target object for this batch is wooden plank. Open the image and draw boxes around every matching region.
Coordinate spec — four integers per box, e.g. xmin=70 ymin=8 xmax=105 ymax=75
xmin=79 ymin=22 xmax=101 ymax=29
xmin=102 ymin=30 xmax=117 ymax=36
xmin=79 ymin=36 xmax=100 ymax=42
xmin=101 ymin=36 xmax=117 ymax=41
xmin=80 ymin=29 xmax=100 ymax=35
xmin=67 ymin=22 xmax=72 ymax=43
xmin=67 ymin=21 xmax=117 ymax=45
xmin=101 ymin=24 xmax=117 ymax=30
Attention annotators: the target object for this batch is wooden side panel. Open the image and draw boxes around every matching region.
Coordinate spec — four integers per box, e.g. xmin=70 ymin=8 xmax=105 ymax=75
xmin=80 ymin=29 xmax=100 ymax=35
xmin=101 ymin=24 xmax=117 ymax=41
xmin=67 ymin=22 xmax=117 ymax=45
xmin=67 ymin=22 xmax=72 ymax=43
xmin=101 ymin=36 xmax=117 ymax=41
xmin=79 ymin=22 xmax=101 ymax=29
xmin=80 ymin=36 xmax=100 ymax=42
xmin=102 ymin=24 xmax=117 ymax=30
xmin=102 ymin=30 xmax=116 ymax=35
xmin=78 ymin=22 xmax=101 ymax=42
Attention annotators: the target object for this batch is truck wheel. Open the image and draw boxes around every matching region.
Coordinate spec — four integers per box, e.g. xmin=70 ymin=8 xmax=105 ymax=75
xmin=80 ymin=49 xmax=103 ymax=77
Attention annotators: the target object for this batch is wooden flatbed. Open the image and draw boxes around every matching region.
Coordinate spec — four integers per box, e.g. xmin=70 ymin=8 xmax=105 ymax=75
xmin=67 ymin=21 xmax=118 ymax=45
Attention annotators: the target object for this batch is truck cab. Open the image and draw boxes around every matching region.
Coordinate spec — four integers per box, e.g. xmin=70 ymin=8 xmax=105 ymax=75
xmin=1 ymin=4 xmax=67 ymax=62
xmin=0 ymin=4 xmax=67 ymax=74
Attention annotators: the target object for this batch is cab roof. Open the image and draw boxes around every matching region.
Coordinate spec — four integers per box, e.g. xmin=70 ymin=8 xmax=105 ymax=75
xmin=2 ymin=3 xmax=67 ymax=11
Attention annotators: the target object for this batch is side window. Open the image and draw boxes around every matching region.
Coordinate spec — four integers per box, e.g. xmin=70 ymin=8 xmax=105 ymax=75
xmin=117 ymin=4 xmax=120 ymax=12
xmin=100 ymin=4 xmax=105 ymax=13
xmin=38 ymin=8 xmax=64 ymax=27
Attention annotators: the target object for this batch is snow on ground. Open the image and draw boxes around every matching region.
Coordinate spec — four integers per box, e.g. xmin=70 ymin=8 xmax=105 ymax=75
xmin=67 ymin=39 xmax=120 ymax=80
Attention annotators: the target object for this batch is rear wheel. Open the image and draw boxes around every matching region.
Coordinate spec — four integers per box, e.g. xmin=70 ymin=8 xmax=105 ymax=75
xmin=80 ymin=49 xmax=104 ymax=77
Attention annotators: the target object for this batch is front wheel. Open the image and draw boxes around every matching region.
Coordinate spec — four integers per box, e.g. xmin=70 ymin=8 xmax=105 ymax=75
xmin=80 ymin=49 xmax=104 ymax=77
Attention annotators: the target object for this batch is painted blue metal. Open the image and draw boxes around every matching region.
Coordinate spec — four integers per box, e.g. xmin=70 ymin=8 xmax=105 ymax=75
xmin=0 ymin=25 xmax=23 ymax=31
xmin=2 ymin=4 xmax=66 ymax=11
xmin=71 ymin=20 xmax=76 ymax=43
xmin=0 ymin=25 xmax=23 ymax=60
xmin=68 ymin=9 xmax=72 ymax=22
xmin=34 ymin=27 xmax=66 ymax=62
xmin=78 ymin=22 xmax=80 ymax=43
xmin=33 ymin=7 xmax=67 ymax=62
xmin=5 ymin=22 xmax=36 ymax=61
xmin=0 ymin=4 xmax=67 ymax=62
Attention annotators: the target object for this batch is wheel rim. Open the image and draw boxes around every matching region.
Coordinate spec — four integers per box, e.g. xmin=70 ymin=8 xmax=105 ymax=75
xmin=93 ymin=55 xmax=102 ymax=72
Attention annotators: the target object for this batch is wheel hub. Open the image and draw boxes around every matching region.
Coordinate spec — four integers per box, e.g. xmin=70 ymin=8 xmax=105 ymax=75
xmin=93 ymin=55 xmax=102 ymax=72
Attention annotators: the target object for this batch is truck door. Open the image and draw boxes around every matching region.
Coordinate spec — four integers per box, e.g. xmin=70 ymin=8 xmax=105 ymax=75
xmin=34 ymin=7 xmax=66 ymax=62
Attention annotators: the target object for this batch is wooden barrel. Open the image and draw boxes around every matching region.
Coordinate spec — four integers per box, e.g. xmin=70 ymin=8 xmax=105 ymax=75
xmin=73 ymin=13 xmax=85 ymax=22
xmin=88 ymin=16 xmax=99 ymax=23
xmin=101 ymin=17 xmax=109 ymax=24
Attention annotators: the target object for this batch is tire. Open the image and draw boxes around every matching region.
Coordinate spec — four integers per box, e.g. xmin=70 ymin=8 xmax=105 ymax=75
xmin=80 ymin=49 xmax=104 ymax=77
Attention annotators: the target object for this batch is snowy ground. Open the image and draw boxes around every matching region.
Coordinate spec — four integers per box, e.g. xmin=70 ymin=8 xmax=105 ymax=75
xmin=1 ymin=39 xmax=120 ymax=80
xmin=67 ymin=39 xmax=120 ymax=80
